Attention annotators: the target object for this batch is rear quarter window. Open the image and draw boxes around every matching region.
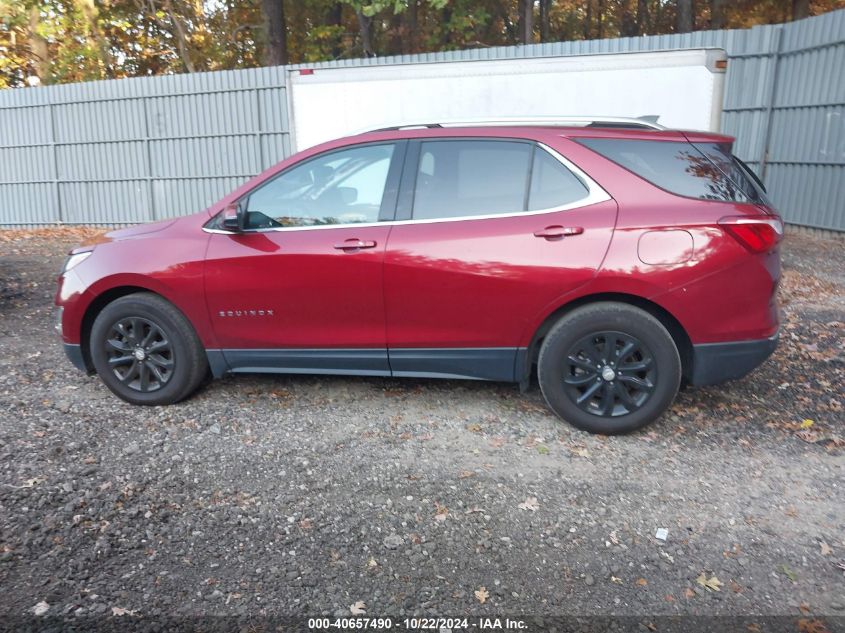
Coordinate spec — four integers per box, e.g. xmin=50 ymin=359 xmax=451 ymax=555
xmin=576 ymin=138 xmax=754 ymax=203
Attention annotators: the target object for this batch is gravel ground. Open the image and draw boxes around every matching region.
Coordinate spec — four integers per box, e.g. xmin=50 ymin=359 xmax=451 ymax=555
xmin=0 ymin=228 xmax=843 ymax=629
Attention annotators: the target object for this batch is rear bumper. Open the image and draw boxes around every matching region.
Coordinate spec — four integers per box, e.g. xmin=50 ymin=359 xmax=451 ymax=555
xmin=689 ymin=331 xmax=779 ymax=386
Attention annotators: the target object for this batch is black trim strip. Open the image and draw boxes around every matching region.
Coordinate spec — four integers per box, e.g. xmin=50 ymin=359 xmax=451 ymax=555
xmin=389 ymin=347 xmax=519 ymax=382
xmin=205 ymin=347 xmax=526 ymax=382
xmin=222 ymin=348 xmax=390 ymax=375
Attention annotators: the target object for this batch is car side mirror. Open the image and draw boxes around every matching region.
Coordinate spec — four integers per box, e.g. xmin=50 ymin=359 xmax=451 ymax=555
xmin=221 ymin=202 xmax=244 ymax=232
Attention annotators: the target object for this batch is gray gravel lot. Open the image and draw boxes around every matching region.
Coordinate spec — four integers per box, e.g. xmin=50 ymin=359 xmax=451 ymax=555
xmin=0 ymin=228 xmax=843 ymax=627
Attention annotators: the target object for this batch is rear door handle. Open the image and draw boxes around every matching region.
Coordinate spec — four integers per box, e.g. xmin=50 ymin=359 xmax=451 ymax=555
xmin=333 ymin=239 xmax=377 ymax=251
xmin=533 ymin=226 xmax=584 ymax=239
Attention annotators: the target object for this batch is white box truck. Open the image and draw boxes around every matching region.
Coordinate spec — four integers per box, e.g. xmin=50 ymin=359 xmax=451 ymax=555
xmin=287 ymin=48 xmax=727 ymax=151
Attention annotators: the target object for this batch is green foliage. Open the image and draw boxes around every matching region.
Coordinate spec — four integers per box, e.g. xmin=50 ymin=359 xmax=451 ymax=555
xmin=1 ymin=0 xmax=842 ymax=88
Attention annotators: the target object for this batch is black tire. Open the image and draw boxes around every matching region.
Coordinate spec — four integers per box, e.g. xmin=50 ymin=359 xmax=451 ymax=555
xmin=537 ymin=302 xmax=681 ymax=435
xmin=90 ymin=292 xmax=208 ymax=405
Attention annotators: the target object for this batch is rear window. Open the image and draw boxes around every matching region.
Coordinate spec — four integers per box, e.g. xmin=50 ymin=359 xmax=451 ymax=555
xmin=691 ymin=142 xmax=771 ymax=207
xmin=576 ymin=138 xmax=765 ymax=204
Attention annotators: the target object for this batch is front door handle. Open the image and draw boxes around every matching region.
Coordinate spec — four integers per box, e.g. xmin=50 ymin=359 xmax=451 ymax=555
xmin=533 ymin=226 xmax=584 ymax=240
xmin=333 ymin=239 xmax=377 ymax=251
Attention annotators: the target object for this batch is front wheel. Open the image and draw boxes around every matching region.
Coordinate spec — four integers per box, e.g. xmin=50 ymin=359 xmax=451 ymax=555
xmin=90 ymin=293 xmax=208 ymax=405
xmin=537 ymin=302 xmax=681 ymax=435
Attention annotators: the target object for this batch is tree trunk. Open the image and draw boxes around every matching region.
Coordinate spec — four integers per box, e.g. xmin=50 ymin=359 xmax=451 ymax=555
xmin=709 ymin=0 xmax=726 ymax=29
xmin=675 ymin=0 xmax=694 ymax=33
xmin=539 ymin=0 xmax=552 ymax=42
xmin=583 ymin=0 xmax=592 ymax=40
xmin=163 ymin=0 xmax=196 ymax=72
xmin=27 ymin=6 xmax=50 ymax=84
xmin=75 ymin=0 xmax=114 ymax=76
xmin=326 ymin=2 xmax=343 ymax=59
xmin=356 ymin=9 xmax=375 ymax=57
xmin=518 ymin=0 xmax=534 ymax=44
xmin=408 ymin=0 xmax=419 ymax=53
xmin=597 ymin=0 xmax=604 ymax=39
xmin=791 ymin=0 xmax=810 ymax=20
xmin=261 ymin=0 xmax=288 ymax=66
xmin=636 ymin=0 xmax=649 ymax=34
xmin=620 ymin=0 xmax=637 ymax=36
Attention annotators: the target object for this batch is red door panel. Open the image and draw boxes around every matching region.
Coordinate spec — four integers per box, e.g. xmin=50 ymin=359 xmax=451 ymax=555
xmin=383 ymin=200 xmax=617 ymax=349
xmin=204 ymin=226 xmax=390 ymax=349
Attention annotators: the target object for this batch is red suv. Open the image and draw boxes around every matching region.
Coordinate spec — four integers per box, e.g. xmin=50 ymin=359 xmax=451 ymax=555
xmin=55 ymin=119 xmax=782 ymax=434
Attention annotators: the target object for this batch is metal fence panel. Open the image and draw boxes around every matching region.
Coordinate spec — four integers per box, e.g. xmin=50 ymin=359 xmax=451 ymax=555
xmin=0 ymin=10 xmax=842 ymax=230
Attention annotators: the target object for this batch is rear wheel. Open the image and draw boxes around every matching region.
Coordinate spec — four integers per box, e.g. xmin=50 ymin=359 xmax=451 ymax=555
xmin=90 ymin=293 xmax=207 ymax=405
xmin=537 ymin=302 xmax=681 ymax=434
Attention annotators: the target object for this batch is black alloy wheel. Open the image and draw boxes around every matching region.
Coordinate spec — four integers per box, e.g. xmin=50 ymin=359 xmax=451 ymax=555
xmin=538 ymin=302 xmax=681 ymax=435
xmin=90 ymin=293 xmax=208 ymax=405
xmin=105 ymin=317 xmax=175 ymax=392
xmin=563 ymin=331 xmax=657 ymax=417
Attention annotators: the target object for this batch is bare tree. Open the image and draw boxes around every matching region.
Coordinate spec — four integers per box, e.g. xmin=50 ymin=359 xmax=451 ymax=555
xmin=676 ymin=0 xmax=694 ymax=33
xmin=261 ymin=0 xmax=288 ymax=66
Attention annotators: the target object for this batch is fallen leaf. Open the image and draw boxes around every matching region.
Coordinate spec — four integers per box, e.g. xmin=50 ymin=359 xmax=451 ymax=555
xmin=434 ymin=502 xmax=448 ymax=522
xmin=819 ymin=542 xmax=832 ymax=556
xmin=349 ymin=601 xmax=366 ymax=615
xmin=797 ymin=619 xmax=830 ymax=633
xmin=611 ymin=576 xmax=623 ymax=584
xmin=636 ymin=578 xmax=648 ymax=586
xmin=22 ymin=478 xmax=44 ymax=488
xmin=367 ymin=558 xmax=377 ymax=568
xmin=466 ymin=423 xmax=482 ymax=433
xmin=474 ymin=587 xmax=489 ymax=604
xmin=798 ymin=603 xmax=811 ymax=615
xmin=683 ymin=587 xmax=696 ymax=599
xmin=800 ymin=419 xmax=815 ymax=429
xmin=536 ymin=444 xmax=549 ymax=455
xmin=664 ymin=594 xmax=675 ymax=602
xmin=780 ymin=564 xmax=797 ymax=582
xmin=796 ymin=430 xmax=821 ymax=443
xmin=570 ymin=446 xmax=590 ymax=458
xmin=458 ymin=470 xmax=475 ymax=479
xmin=730 ymin=580 xmax=743 ymax=593
xmin=696 ymin=573 xmax=722 ymax=592
xmin=518 ymin=497 xmax=539 ymax=512
xmin=111 ymin=606 xmax=138 ymax=616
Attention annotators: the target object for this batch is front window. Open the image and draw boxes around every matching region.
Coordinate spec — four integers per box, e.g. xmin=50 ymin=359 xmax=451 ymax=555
xmin=242 ymin=143 xmax=395 ymax=229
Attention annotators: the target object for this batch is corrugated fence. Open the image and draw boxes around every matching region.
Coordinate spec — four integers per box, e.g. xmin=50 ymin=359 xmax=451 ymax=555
xmin=0 ymin=9 xmax=842 ymax=230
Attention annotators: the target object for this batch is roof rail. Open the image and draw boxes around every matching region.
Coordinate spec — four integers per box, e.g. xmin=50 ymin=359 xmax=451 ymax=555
xmin=361 ymin=116 xmax=665 ymax=133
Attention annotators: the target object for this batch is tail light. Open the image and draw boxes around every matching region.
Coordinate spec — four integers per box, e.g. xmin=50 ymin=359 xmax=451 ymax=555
xmin=718 ymin=215 xmax=783 ymax=253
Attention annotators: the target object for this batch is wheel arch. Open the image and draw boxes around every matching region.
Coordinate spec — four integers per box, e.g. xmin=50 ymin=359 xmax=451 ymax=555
xmin=519 ymin=292 xmax=693 ymax=389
